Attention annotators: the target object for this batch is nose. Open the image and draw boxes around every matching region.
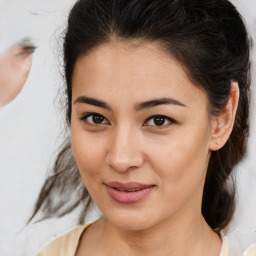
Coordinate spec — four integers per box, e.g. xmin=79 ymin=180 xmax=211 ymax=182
xmin=106 ymin=126 xmax=144 ymax=172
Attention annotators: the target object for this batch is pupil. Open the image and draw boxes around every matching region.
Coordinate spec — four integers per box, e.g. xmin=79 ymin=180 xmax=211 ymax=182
xmin=154 ymin=117 xmax=165 ymax=126
xmin=93 ymin=115 xmax=104 ymax=124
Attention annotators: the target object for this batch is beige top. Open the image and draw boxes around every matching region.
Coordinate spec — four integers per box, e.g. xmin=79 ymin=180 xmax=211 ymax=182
xmin=38 ymin=224 xmax=229 ymax=256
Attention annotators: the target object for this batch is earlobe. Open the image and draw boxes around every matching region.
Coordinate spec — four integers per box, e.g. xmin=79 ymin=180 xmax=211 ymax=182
xmin=209 ymin=82 xmax=240 ymax=151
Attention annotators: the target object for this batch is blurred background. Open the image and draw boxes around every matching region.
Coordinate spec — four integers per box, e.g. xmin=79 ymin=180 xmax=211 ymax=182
xmin=0 ymin=0 xmax=255 ymax=255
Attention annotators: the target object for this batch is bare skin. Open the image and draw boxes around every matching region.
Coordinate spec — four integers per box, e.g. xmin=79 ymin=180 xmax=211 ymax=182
xmin=76 ymin=217 xmax=221 ymax=256
xmin=71 ymin=40 xmax=239 ymax=256
xmin=0 ymin=40 xmax=34 ymax=106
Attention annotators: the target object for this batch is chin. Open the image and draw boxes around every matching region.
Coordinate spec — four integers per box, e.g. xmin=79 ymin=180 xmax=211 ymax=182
xmin=104 ymin=209 xmax=159 ymax=231
xmin=112 ymin=219 xmax=153 ymax=231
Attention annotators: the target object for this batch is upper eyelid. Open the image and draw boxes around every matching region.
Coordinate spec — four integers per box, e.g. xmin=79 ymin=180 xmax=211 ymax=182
xmin=143 ymin=115 xmax=178 ymax=125
xmin=79 ymin=113 xmax=110 ymax=124
xmin=79 ymin=112 xmax=105 ymax=119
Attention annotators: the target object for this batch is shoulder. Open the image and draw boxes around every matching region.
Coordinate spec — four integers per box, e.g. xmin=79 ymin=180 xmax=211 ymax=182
xmin=37 ymin=224 xmax=90 ymax=256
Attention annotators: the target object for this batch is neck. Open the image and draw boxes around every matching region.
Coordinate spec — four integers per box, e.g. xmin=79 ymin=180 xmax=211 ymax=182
xmin=98 ymin=211 xmax=222 ymax=256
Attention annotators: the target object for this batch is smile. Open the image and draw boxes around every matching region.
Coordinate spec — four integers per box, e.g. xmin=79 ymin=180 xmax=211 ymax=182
xmin=105 ymin=181 xmax=155 ymax=204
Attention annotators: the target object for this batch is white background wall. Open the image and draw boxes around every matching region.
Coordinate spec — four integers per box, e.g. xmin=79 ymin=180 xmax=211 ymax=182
xmin=0 ymin=1 xmax=255 ymax=255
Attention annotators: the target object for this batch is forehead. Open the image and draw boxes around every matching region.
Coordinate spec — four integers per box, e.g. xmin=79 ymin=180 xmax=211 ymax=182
xmin=72 ymin=40 xmax=208 ymax=109
xmin=73 ymin=40 xmax=176 ymax=82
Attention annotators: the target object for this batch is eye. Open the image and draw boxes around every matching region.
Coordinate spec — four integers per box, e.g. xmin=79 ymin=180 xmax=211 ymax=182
xmin=79 ymin=113 xmax=110 ymax=125
xmin=143 ymin=115 xmax=176 ymax=127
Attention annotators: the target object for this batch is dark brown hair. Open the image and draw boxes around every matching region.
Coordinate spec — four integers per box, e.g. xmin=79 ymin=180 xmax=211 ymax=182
xmin=29 ymin=0 xmax=251 ymax=231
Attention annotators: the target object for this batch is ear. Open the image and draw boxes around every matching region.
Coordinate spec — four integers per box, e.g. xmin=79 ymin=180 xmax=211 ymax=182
xmin=209 ymin=82 xmax=239 ymax=151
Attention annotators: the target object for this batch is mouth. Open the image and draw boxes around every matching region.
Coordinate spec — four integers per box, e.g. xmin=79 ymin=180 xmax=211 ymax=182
xmin=114 ymin=188 xmax=142 ymax=192
xmin=105 ymin=181 xmax=155 ymax=204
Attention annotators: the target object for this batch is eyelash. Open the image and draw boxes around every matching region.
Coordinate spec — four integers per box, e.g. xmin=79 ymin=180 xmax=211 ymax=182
xmin=79 ymin=113 xmax=177 ymax=128
xmin=143 ymin=115 xmax=177 ymax=127
xmin=79 ymin=113 xmax=110 ymax=127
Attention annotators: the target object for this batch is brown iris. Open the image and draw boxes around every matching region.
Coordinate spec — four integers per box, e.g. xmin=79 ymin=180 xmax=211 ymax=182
xmin=92 ymin=114 xmax=104 ymax=124
xmin=153 ymin=117 xmax=165 ymax=126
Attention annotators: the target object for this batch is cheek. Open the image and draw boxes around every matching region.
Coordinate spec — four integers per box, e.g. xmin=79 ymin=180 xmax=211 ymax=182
xmin=71 ymin=124 xmax=106 ymax=181
xmin=146 ymin=124 xmax=210 ymax=197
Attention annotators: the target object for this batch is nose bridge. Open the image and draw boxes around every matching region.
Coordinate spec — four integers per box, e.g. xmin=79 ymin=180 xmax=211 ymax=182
xmin=106 ymin=123 xmax=143 ymax=172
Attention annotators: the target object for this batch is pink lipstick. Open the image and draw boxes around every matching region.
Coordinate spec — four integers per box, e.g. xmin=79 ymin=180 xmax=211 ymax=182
xmin=105 ymin=181 xmax=155 ymax=204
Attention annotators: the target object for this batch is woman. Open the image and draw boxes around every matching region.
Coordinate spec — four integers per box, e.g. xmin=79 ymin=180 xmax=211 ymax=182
xmin=31 ymin=0 xmax=251 ymax=255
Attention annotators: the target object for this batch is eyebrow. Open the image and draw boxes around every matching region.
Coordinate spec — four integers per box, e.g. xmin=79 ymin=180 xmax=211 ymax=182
xmin=74 ymin=96 xmax=112 ymax=111
xmin=134 ymin=97 xmax=186 ymax=111
xmin=74 ymin=96 xmax=186 ymax=111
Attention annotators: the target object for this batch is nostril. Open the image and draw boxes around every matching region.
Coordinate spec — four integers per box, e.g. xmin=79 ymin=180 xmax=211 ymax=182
xmin=106 ymin=150 xmax=144 ymax=173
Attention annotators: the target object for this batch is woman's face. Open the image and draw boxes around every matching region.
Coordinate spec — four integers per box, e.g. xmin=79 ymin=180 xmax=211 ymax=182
xmin=71 ymin=41 xmax=214 ymax=230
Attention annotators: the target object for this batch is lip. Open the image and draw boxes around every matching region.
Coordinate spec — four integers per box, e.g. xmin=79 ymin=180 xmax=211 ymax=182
xmin=105 ymin=181 xmax=155 ymax=204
